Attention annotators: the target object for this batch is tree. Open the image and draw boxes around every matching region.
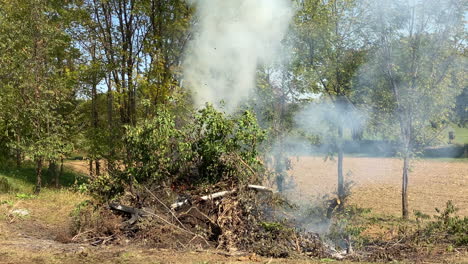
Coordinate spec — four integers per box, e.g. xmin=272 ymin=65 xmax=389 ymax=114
xmin=362 ymin=0 xmax=465 ymax=218
xmin=254 ymin=63 xmax=301 ymax=192
xmin=74 ymin=0 xmax=192 ymax=171
xmin=292 ymin=0 xmax=368 ymax=199
xmin=0 ymin=0 xmax=80 ymax=193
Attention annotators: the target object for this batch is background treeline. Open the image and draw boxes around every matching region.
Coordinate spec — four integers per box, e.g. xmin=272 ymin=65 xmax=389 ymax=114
xmin=0 ymin=0 xmax=466 ymax=217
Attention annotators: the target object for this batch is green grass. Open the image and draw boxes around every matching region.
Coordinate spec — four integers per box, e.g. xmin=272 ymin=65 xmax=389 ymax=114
xmin=452 ymin=125 xmax=468 ymax=144
xmin=420 ymin=157 xmax=468 ymax=162
xmin=0 ymin=162 xmax=87 ymax=195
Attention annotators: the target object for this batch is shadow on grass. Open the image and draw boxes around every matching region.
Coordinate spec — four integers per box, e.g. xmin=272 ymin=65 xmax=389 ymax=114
xmin=0 ymin=162 xmax=87 ymax=188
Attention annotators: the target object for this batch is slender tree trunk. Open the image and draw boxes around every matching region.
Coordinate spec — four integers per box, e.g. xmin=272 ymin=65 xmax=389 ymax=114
xmin=337 ymin=124 xmax=345 ymax=200
xmin=16 ymin=135 xmax=21 ymax=168
xmin=106 ymin=76 xmax=114 ymax=171
xmin=90 ymin=44 xmax=101 ymax=177
xmin=59 ymin=158 xmax=63 ymax=185
xmin=48 ymin=161 xmax=57 ymax=187
xmin=34 ymin=158 xmax=43 ymax=195
xmin=89 ymin=159 xmax=94 ymax=177
xmin=275 ymin=137 xmax=285 ymax=192
xmin=95 ymin=159 xmax=101 ymax=176
xmin=55 ymin=160 xmax=60 ymax=188
xmin=402 ymin=152 xmax=410 ymax=219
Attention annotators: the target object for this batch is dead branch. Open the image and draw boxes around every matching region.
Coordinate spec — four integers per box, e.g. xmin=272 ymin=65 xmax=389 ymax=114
xmin=247 ymin=184 xmax=274 ymax=192
xmin=143 ymin=186 xmax=188 ymax=229
xmin=108 ymin=203 xmax=146 ymax=225
xmin=195 ymin=249 xmax=250 ymax=257
xmin=170 ymin=184 xmax=273 ymax=210
xmin=170 ymin=189 xmax=236 ymax=210
xmin=233 ymin=153 xmax=256 ymax=176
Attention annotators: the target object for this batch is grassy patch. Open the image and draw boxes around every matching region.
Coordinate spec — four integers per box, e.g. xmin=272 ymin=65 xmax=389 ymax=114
xmin=453 ymin=125 xmax=468 ymax=144
xmin=420 ymin=157 xmax=468 ymax=162
xmin=0 ymin=163 xmax=87 ymax=191
xmin=0 ymin=163 xmax=89 ymax=233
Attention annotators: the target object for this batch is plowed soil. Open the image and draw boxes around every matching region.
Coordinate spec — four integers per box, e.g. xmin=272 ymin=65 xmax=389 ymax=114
xmin=288 ymin=157 xmax=468 ymax=216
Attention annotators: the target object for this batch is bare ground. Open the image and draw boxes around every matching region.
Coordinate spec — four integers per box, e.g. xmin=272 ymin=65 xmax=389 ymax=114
xmin=288 ymin=156 xmax=468 ymax=216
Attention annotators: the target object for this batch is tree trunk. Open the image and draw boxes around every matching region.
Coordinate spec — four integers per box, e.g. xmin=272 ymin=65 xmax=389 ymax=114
xmin=16 ymin=135 xmax=21 ymax=168
xmin=89 ymin=159 xmax=94 ymax=177
xmin=95 ymin=159 xmax=101 ymax=176
xmin=337 ymin=125 xmax=344 ymax=199
xmin=275 ymin=149 xmax=285 ymax=192
xmin=48 ymin=161 xmax=57 ymax=188
xmin=34 ymin=158 xmax=43 ymax=195
xmin=402 ymin=154 xmax=409 ymax=219
xmin=59 ymin=158 xmax=63 ymax=186
xmin=106 ymin=76 xmax=115 ymax=172
xmin=55 ymin=161 xmax=60 ymax=188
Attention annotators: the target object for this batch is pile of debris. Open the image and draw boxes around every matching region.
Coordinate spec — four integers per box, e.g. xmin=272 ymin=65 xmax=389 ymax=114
xmin=72 ymin=182 xmax=337 ymax=259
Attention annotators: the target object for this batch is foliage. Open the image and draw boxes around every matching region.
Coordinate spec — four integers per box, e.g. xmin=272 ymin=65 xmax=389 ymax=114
xmin=327 ymin=205 xmax=370 ymax=250
xmin=190 ymin=105 xmax=266 ymax=183
xmin=0 ymin=177 xmax=16 ymax=193
xmin=91 ymin=104 xmax=266 ymax=201
xmin=123 ymin=107 xmax=184 ymax=184
xmin=358 ymin=0 xmax=466 ymax=218
xmin=421 ymin=201 xmax=468 ymax=246
xmin=87 ymin=173 xmax=125 ymax=203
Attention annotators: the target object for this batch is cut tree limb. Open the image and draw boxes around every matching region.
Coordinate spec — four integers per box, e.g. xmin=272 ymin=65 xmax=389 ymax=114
xmin=247 ymin=184 xmax=274 ymax=192
xmin=170 ymin=184 xmax=274 ymax=210
xmin=170 ymin=190 xmax=236 ymax=210
xmin=108 ymin=203 xmax=152 ymax=225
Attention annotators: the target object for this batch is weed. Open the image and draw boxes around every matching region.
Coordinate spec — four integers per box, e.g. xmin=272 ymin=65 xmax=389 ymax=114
xmin=15 ymin=193 xmax=37 ymax=199
xmin=0 ymin=200 xmax=13 ymax=206
xmin=0 ymin=177 xmax=17 ymax=193
xmin=422 ymin=201 xmax=468 ymax=246
xmin=260 ymin=221 xmax=286 ymax=232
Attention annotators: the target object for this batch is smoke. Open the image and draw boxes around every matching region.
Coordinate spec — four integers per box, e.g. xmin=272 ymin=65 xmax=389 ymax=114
xmin=295 ymin=101 xmax=367 ymax=144
xmin=182 ymin=0 xmax=294 ymax=112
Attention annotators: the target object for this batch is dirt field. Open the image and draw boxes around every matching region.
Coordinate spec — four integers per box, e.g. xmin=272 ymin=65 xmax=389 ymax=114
xmin=288 ymin=156 xmax=468 ymax=217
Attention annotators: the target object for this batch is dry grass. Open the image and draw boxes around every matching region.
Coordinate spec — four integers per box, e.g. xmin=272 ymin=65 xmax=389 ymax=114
xmin=288 ymin=156 xmax=468 ymax=217
xmin=0 ymin=246 xmax=382 ymax=264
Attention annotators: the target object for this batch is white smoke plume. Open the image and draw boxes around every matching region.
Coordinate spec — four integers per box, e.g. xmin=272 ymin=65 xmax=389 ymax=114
xmin=183 ymin=0 xmax=294 ymax=112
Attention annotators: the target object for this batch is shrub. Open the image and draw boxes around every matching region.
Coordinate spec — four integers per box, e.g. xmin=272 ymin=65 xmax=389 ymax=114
xmin=422 ymin=200 xmax=468 ymax=246
xmin=0 ymin=177 xmax=17 ymax=193
xmin=93 ymin=104 xmax=266 ymax=202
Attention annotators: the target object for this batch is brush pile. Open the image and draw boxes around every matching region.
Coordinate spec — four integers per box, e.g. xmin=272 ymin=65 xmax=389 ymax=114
xmin=73 ymin=181 xmax=329 ymax=259
xmin=70 ymin=106 xmax=335 ymax=258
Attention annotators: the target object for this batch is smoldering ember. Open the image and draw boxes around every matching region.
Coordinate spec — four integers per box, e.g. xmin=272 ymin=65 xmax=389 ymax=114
xmin=0 ymin=0 xmax=466 ymax=263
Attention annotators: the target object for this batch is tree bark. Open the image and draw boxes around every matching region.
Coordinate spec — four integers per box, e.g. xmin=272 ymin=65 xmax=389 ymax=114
xmin=34 ymin=158 xmax=43 ymax=195
xmin=402 ymin=154 xmax=409 ymax=219
xmin=59 ymin=158 xmax=63 ymax=186
xmin=16 ymin=135 xmax=21 ymax=168
xmin=89 ymin=159 xmax=94 ymax=177
xmin=337 ymin=125 xmax=345 ymax=199
xmin=106 ymin=76 xmax=114 ymax=171
xmin=95 ymin=159 xmax=101 ymax=176
xmin=48 ymin=161 xmax=57 ymax=188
